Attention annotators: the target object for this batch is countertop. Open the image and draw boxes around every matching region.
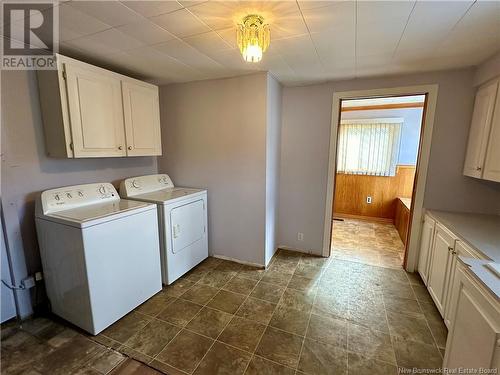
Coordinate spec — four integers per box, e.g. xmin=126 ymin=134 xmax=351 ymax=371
xmin=398 ymin=197 xmax=411 ymax=211
xmin=427 ymin=210 xmax=500 ymax=300
xmin=459 ymin=257 xmax=500 ymax=300
xmin=427 ymin=210 xmax=500 ymax=262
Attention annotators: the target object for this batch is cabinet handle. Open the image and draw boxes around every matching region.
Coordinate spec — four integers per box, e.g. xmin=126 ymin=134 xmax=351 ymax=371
xmin=451 ymin=251 xmax=457 ymax=255
xmin=476 ymin=166 xmax=482 ymax=171
xmin=448 ymin=246 xmax=454 ymax=252
xmin=128 ymin=146 xmax=133 ymax=150
xmin=118 ymin=146 xmax=123 ymax=150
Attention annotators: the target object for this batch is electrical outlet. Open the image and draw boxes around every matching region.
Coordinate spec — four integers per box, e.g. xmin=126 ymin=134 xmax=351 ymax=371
xmin=298 ymin=232 xmax=304 ymax=241
xmin=35 ymin=272 xmax=43 ymax=281
xmin=366 ymin=196 xmax=372 ymax=204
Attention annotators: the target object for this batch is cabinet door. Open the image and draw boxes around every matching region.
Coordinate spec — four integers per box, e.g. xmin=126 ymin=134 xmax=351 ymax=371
xmin=483 ymin=86 xmax=500 ymax=182
xmin=64 ymin=62 xmax=126 ymax=158
xmin=122 ymin=81 xmax=162 ymax=156
xmin=443 ymin=241 xmax=481 ymax=328
xmin=463 ymin=80 xmax=498 ymax=178
xmin=427 ymin=223 xmax=456 ymax=315
xmin=444 ymin=263 xmax=500 ymax=369
xmin=418 ymin=214 xmax=435 ymax=286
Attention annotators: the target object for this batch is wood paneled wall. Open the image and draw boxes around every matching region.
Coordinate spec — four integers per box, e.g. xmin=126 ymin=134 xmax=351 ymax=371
xmin=333 ymin=165 xmax=416 ymax=220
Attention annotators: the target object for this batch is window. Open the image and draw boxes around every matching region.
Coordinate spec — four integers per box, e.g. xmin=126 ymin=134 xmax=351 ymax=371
xmin=336 ymin=118 xmax=403 ymax=176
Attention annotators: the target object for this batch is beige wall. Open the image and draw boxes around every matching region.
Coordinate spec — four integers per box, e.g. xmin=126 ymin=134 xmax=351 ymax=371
xmin=265 ymin=75 xmax=282 ymax=265
xmin=1 ymin=70 xmax=157 ymax=316
xmin=158 ymin=72 xmax=269 ymax=266
xmin=279 ymin=68 xmax=500 ymax=254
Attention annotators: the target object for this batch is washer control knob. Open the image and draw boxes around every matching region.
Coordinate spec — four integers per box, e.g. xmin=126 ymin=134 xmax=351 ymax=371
xmin=54 ymin=194 xmax=60 ymax=201
xmin=78 ymin=191 xmax=84 ymax=197
xmin=66 ymin=193 xmax=72 ymax=199
xmin=98 ymin=185 xmax=106 ymax=195
xmin=132 ymin=180 xmax=140 ymax=188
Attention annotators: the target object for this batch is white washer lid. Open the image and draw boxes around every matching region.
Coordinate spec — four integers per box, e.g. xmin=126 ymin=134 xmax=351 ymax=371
xmin=129 ymin=187 xmax=206 ymax=205
xmin=39 ymin=199 xmax=154 ymax=228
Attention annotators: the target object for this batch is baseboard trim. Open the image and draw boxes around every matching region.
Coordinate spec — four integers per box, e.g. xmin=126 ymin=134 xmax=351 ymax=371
xmin=211 ymin=254 xmax=265 ymax=269
xmin=333 ymin=213 xmax=394 ymax=224
xmin=277 ymin=245 xmax=323 ymax=257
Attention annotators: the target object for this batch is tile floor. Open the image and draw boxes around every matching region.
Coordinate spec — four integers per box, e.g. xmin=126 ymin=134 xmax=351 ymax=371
xmin=331 ymin=218 xmax=406 ymax=268
xmin=1 ymin=250 xmax=447 ymax=375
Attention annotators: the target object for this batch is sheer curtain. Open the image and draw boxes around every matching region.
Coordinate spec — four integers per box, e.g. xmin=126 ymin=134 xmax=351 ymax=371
xmin=336 ymin=118 xmax=403 ymax=176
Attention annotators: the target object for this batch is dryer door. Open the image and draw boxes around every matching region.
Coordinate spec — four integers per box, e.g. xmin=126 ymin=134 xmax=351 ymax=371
xmin=170 ymin=199 xmax=205 ymax=254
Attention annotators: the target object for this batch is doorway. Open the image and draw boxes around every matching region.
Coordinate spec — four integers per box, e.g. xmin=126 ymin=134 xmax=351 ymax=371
xmin=330 ymin=95 xmax=426 ymax=268
xmin=322 ymin=85 xmax=439 ymax=272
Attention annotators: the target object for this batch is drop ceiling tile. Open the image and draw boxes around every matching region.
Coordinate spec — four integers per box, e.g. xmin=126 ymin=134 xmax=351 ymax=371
xmin=436 ymin=0 xmax=500 ymax=63
xmin=183 ymin=30 xmax=233 ymax=54
xmin=237 ymin=1 xmax=300 ymax=18
xmin=202 ymin=48 xmax=259 ymax=73
xmin=217 ymin=27 xmax=238 ymax=49
xmin=298 ymin=0 xmax=339 ymax=11
xmin=150 ymin=8 xmax=211 ymax=38
xmin=51 ymin=0 xmax=500 ymax=86
xmin=186 ymin=1 xmax=240 ymax=31
xmin=396 ymin=1 xmax=474 ymax=53
xmin=178 ymin=1 xmax=209 ymax=8
xmin=277 ymin=36 xmax=324 ymax=76
xmin=356 ymin=1 xmax=415 ymax=57
xmin=67 ymin=0 xmax=144 ymax=27
xmin=257 ymin=54 xmax=295 ymax=77
xmin=58 ymin=3 xmax=111 ymax=41
xmin=272 ymin=10 xmax=309 ymax=40
xmin=120 ymin=1 xmax=183 ymax=17
xmin=301 ymin=1 xmax=355 ymax=34
xmin=58 ymin=41 xmax=89 ymax=61
xmin=65 ymin=28 xmax=144 ymax=56
xmin=355 ymin=64 xmax=408 ymax=79
xmin=151 ymin=38 xmax=226 ymax=72
xmin=117 ymin=19 xmax=176 ymax=45
xmin=312 ymin=31 xmax=355 ymax=61
xmin=123 ymin=46 xmax=206 ymax=81
xmin=272 ymin=33 xmax=316 ymax=58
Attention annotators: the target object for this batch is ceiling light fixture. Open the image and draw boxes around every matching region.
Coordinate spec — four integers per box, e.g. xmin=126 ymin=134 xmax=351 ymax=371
xmin=237 ymin=14 xmax=270 ymax=63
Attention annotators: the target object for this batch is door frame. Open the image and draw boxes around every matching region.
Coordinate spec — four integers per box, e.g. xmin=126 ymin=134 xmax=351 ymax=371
xmin=322 ymin=84 xmax=439 ymax=272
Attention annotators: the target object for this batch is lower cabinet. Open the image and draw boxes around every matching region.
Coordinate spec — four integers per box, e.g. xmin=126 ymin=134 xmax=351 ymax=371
xmin=443 ymin=241 xmax=481 ymax=327
xmin=417 ymin=214 xmax=435 ymax=285
xmin=443 ymin=261 xmax=500 ymax=369
xmin=427 ymin=223 xmax=456 ymax=316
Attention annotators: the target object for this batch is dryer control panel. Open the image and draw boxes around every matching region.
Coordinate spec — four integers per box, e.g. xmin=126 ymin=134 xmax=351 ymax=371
xmin=120 ymin=174 xmax=174 ymax=197
xmin=40 ymin=183 xmax=120 ymax=214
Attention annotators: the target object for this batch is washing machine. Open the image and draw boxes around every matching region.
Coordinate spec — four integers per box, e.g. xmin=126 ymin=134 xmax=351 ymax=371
xmin=35 ymin=182 xmax=162 ymax=335
xmin=120 ymin=174 xmax=208 ymax=285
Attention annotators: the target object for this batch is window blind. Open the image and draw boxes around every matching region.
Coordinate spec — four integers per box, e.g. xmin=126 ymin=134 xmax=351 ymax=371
xmin=336 ymin=118 xmax=403 ymax=176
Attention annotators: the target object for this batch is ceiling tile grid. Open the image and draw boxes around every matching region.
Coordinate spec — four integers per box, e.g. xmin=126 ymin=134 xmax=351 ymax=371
xmin=2 ymin=0 xmax=499 ymax=86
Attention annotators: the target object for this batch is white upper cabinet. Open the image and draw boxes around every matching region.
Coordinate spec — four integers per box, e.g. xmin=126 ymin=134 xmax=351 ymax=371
xmin=463 ymin=79 xmax=499 ymax=180
xmin=65 ymin=62 xmax=126 ymax=158
xmin=122 ymin=81 xmax=162 ymax=156
xmin=483 ymin=85 xmax=500 ymax=182
xmin=37 ymin=54 xmax=162 ymax=158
